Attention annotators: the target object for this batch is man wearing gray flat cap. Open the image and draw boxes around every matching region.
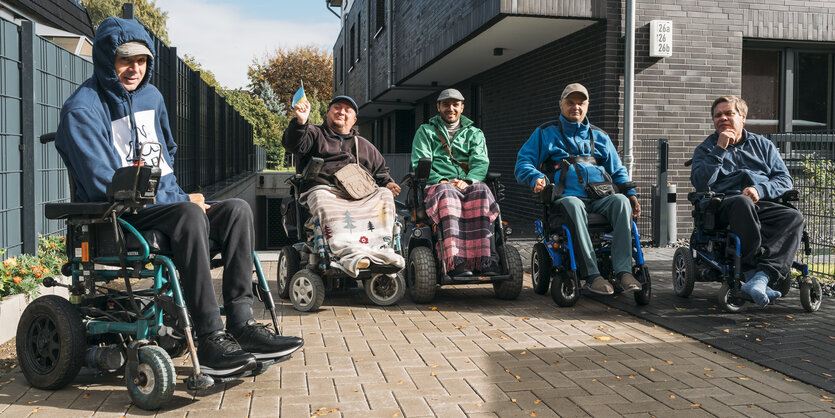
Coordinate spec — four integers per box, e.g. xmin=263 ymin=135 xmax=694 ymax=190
xmin=515 ymin=83 xmax=641 ymax=296
xmin=411 ymin=88 xmax=498 ymax=277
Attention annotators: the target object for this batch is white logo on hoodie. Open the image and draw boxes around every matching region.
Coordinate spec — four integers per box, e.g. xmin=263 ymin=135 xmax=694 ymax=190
xmin=111 ymin=110 xmax=173 ymax=176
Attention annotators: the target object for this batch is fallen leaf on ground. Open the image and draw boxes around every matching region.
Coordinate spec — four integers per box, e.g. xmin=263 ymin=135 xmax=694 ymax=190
xmin=738 ymin=377 xmax=750 ymax=381
xmin=705 ymin=373 xmax=713 ymax=377
xmin=691 ymin=403 xmax=701 ymax=407
xmin=669 ymin=394 xmax=676 ymax=399
xmin=428 ymin=307 xmax=438 ymax=311
xmin=593 ymin=336 xmax=612 ymax=341
xmin=665 ymin=360 xmax=673 ymax=365
xmin=722 ymin=329 xmax=729 ymax=333
xmin=534 ymin=399 xmax=542 ymax=404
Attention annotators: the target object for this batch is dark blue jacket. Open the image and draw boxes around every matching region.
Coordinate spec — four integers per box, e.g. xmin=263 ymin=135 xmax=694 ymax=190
xmin=56 ymin=17 xmax=188 ymax=205
xmin=691 ymin=129 xmax=792 ymax=199
xmin=515 ymin=115 xmax=636 ymax=198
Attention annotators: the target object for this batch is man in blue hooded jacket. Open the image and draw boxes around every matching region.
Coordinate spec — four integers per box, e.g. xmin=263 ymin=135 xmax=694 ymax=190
xmin=55 ymin=17 xmax=302 ymax=377
xmin=690 ymin=95 xmax=803 ymax=307
xmin=515 ymin=83 xmax=641 ymax=295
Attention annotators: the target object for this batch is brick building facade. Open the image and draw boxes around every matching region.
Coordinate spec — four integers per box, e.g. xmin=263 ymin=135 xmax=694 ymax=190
xmin=330 ymin=0 xmax=835 ymax=232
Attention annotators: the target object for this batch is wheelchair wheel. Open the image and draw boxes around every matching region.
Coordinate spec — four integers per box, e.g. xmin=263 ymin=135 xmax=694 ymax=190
xmin=799 ymin=276 xmax=822 ymax=312
xmin=672 ymin=247 xmax=696 ymax=298
xmin=289 ymin=269 xmax=325 ymax=312
xmin=633 ymin=265 xmax=652 ymax=306
xmin=407 ymin=246 xmax=437 ymax=303
xmin=718 ymin=283 xmax=746 ymax=313
xmin=531 ymin=243 xmax=552 ymax=295
xmin=277 ymin=246 xmax=300 ymax=300
xmin=365 ymin=273 xmax=406 ymax=306
xmin=126 ymin=345 xmax=175 ymax=410
xmin=16 ymin=295 xmax=86 ymax=390
xmin=777 ymin=276 xmax=793 ymax=297
xmin=494 ymin=245 xmax=523 ymax=300
xmin=551 ymin=268 xmax=581 ymax=307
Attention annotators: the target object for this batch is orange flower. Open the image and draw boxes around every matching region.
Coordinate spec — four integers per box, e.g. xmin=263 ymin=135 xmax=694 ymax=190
xmin=49 ymin=243 xmax=56 ymax=249
xmin=3 ymin=259 xmax=15 ymax=268
xmin=12 ymin=277 xmax=22 ymax=284
xmin=60 ymin=237 xmax=66 ymax=242
xmin=35 ymin=272 xmax=41 ymax=278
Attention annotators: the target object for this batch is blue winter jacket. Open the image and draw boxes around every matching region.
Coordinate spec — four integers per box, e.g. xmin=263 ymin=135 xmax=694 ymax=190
xmin=56 ymin=17 xmax=189 ymax=205
xmin=690 ymin=129 xmax=792 ymax=199
xmin=515 ymin=115 xmax=636 ymax=198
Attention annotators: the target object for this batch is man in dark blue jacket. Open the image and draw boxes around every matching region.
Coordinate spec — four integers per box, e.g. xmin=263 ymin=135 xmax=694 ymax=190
xmin=55 ymin=17 xmax=302 ymax=376
xmin=516 ymin=83 xmax=641 ymax=295
xmin=691 ymin=95 xmax=803 ymax=307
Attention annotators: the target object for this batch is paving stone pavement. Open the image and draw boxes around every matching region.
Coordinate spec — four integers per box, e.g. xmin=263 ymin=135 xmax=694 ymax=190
xmin=0 ymin=243 xmax=833 ymax=417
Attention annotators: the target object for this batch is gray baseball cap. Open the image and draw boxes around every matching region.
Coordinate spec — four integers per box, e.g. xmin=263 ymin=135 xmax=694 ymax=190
xmin=116 ymin=41 xmax=153 ymax=59
xmin=560 ymin=83 xmax=589 ymax=101
xmin=437 ymin=88 xmax=465 ymax=102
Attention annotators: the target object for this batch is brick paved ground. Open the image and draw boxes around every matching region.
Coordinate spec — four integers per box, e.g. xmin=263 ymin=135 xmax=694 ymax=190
xmin=0 ymin=244 xmax=833 ymax=416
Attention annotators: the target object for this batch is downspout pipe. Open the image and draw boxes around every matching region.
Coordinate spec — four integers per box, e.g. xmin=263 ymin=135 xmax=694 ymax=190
xmin=623 ymin=0 xmax=635 ymax=176
xmin=325 ymin=0 xmax=340 ymax=18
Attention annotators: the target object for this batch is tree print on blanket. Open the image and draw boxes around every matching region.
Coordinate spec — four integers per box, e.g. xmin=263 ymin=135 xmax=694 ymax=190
xmin=344 ymin=210 xmax=356 ymax=233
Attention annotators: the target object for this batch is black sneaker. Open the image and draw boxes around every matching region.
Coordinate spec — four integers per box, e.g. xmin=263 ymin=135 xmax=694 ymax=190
xmin=197 ymin=331 xmax=257 ymax=377
xmin=449 ymin=264 xmax=473 ymax=277
xmin=230 ymin=319 xmax=304 ymax=360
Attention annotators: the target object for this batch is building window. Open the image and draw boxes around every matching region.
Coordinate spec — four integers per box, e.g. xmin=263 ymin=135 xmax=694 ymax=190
xmin=742 ymin=49 xmax=781 ymax=134
xmin=374 ymin=0 xmax=385 ymax=37
xmin=338 ymin=46 xmax=344 ymax=84
xmin=349 ymin=24 xmax=356 ymax=69
xmin=355 ymin=12 xmax=362 ymax=62
xmin=742 ymin=42 xmax=835 ymax=133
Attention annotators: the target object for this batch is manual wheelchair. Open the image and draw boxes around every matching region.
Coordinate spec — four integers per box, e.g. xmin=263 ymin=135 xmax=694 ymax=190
xmin=276 ymin=157 xmax=406 ymax=312
xmin=529 ymin=183 xmax=652 ymax=307
xmin=672 ymin=186 xmax=822 ymax=313
xmin=398 ymin=158 xmax=523 ymax=303
xmin=15 ymin=139 xmax=284 ymax=410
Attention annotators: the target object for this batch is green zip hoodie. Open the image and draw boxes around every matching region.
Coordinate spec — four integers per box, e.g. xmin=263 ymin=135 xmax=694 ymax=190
xmin=411 ymin=114 xmax=489 ymax=184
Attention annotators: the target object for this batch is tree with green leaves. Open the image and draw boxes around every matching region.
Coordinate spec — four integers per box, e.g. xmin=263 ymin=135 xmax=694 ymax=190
xmin=81 ymin=0 xmax=170 ymax=44
xmin=221 ymin=89 xmax=287 ymax=169
xmin=248 ymin=46 xmax=333 ymax=109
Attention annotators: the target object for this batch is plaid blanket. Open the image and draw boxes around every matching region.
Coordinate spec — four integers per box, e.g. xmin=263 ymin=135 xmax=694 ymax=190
xmin=301 ymin=185 xmax=404 ymax=277
xmin=423 ymin=182 xmax=499 ymax=272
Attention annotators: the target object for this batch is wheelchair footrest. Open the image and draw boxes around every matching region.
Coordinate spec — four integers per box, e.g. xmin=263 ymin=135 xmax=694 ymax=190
xmin=446 ymin=273 xmax=512 ymax=285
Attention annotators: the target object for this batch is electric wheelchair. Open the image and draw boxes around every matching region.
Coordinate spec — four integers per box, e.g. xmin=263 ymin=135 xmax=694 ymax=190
xmin=529 ymin=182 xmax=652 ymax=307
xmin=398 ymin=158 xmax=523 ymax=303
xmin=16 ymin=137 xmax=285 ymax=410
xmin=276 ymin=157 xmax=406 ymax=312
xmin=672 ymin=168 xmax=822 ymax=312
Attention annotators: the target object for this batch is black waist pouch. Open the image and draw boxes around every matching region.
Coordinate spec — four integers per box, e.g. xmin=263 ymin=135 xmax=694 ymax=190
xmin=585 ymin=181 xmax=616 ymax=199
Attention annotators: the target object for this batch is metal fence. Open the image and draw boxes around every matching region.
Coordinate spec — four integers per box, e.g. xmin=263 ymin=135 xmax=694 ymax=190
xmin=0 ymin=16 xmax=263 ymax=258
xmin=770 ymin=131 xmax=835 ymax=281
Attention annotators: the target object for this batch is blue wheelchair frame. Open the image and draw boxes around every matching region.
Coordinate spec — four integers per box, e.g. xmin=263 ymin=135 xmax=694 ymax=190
xmin=673 ymin=190 xmax=822 ymax=312
xmin=530 ymin=184 xmax=652 ymax=307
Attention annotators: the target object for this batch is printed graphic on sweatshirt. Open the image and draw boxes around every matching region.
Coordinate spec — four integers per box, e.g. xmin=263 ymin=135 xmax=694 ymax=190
xmin=111 ymin=110 xmax=173 ymax=176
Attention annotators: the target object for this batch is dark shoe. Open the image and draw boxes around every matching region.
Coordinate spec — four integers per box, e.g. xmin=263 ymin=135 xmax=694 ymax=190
xmin=584 ymin=275 xmax=614 ymax=295
xmin=449 ymin=264 xmax=473 ymax=277
xmin=230 ymin=319 xmax=304 ymax=360
xmin=618 ymin=272 xmax=641 ymax=292
xmin=197 ymin=331 xmax=256 ymax=377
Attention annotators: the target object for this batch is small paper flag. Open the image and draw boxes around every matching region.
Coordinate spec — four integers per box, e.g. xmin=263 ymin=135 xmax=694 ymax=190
xmin=292 ymin=81 xmax=309 ymax=108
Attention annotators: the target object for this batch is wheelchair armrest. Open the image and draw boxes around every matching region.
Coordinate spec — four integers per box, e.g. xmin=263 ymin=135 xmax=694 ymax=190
xmin=45 ymin=202 xmax=112 ymax=219
xmin=375 ymin=172 xmax=389 ymax=183
xmin=485 ymin=172 xmax=501 ymax=181
xmin=536 ymin=183 xmax=555 ymax=205
xmin=302 ymin=157 xmax=324 ymax=181
xmin=780 ymin=190 xmax=800 ymax=202
xmin=40 ymin=132 xmax=56 ymax=144
xmin=615 ymin=181 xmax=635 ymax=194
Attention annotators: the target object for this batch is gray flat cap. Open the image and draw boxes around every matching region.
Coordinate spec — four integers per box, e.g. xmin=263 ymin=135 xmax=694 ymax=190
xmin=116 ymin=41 xmax=153 ymax=58
xmin=560 ymin=83 xmax=589 ymax=101
xmin=437 ymin=88 xmax=465 ymax=102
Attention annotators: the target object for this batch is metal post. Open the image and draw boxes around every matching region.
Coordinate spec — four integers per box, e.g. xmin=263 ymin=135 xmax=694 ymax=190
xmin=667 ymin=183 xmax=677 ymax=243
xmin=20 ymin=21 xmax=36 ymax=255
xmin=623 ymin=0 xmax=636 ymax=176
xmin=653 ymin=139 xmax=669 ymax=246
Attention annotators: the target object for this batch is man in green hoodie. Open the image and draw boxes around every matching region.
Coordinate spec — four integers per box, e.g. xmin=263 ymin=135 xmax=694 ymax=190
xmin=411 ymin=89 xmax=498 ymax=276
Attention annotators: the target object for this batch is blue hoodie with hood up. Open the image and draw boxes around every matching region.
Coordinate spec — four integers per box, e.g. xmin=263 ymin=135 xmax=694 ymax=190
xmin=56 ymin=17 xmax=189 ymax=205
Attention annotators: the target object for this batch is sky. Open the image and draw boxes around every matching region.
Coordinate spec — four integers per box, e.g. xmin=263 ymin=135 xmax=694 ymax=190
xmin=164 ymin=0 xmax=341 ymax=90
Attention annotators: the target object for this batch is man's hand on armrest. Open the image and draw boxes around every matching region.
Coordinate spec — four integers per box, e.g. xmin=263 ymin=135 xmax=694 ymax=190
xmin=385 ymin=182 xmax=401 ymax=197
xmin=189 ymin=193 xmax=211 ymax=213
xmin=742 ymin=186 xmax=760 ymax=203
xmin=629 ymin=195 xmax=641 ymax=218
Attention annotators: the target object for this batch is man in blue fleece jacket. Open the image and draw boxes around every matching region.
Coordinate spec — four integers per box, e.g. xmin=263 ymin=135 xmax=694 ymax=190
xmin=691 ymin=95 xmax=803 ymax=307
xmin=515 ymin=83 xmax=641 ymax=295
xmin=55 ymin=17 xmax=302 ymax=376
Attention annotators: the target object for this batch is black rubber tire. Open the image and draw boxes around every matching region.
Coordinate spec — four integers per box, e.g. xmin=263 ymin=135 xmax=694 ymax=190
xmin=407 ymin=246 xmax=437 ymax=303
xmin=672 ymin=247 xmax=696 ymax=298
xmin=126 ymin=345 xmax=176 ymax=410
xmin=364 ymin=273 xmax=407 ymax=306
xmin=289 ymin=269 xmax=325 ymax=312
xmin=494 ymin=245 xmax=523 ymax=300
xmin=633 ymin=265 xmax=652 ymax=306
xmin=16 ymin=295 xmax=86 ymax=390
xmin=777 ymin=276 xmax=793 ymax=297
xmin=530 ymin=243 xmax=552 ymax=295
xmin=718 ymin=283 xmax=746 ymax=313
xmin=277 ymin=246 xmax=300 ymax=300
xmin=800 ymin=276 xmax=822 ymax=312
xmin=551 ymin=268 xmax=581 ymax=307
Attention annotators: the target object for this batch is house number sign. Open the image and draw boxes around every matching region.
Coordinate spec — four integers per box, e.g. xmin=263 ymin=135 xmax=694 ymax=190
xmin=650 ymin=20 xmax=673 ymax=57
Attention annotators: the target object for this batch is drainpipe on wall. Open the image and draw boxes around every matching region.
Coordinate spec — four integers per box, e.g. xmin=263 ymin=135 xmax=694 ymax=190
xmin=623 ymin=0 xmax=635 ymax=177
xmin=387 ymin=0 xmax=393 ymax=89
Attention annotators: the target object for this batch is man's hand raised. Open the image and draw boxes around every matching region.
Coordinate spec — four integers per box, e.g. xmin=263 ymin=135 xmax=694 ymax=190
xmin=717 ymin=129 xmax=735 ymax=149
xmin=294 ymin=100 xmax=311 ymax=125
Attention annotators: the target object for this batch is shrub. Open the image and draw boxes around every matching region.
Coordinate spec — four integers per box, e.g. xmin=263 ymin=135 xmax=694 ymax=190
xmin=0 ymin=235 xmax=67 ymax=299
